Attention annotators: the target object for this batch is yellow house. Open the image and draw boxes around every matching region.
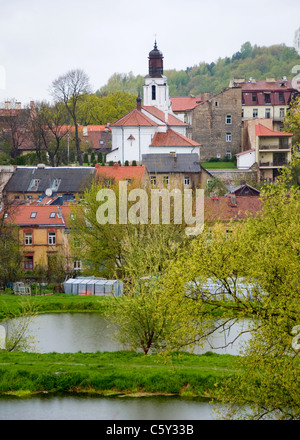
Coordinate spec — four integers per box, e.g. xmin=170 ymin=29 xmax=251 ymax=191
xmin=5 ymin=204 xmax=73 ymax=272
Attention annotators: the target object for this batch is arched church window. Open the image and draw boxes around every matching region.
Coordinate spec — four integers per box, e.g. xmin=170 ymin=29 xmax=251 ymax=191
xmin=152 ymin=85 xmax=156 ymax=100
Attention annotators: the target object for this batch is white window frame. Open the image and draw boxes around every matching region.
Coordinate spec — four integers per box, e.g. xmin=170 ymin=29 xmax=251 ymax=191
xmin=48 ymin=232 xmax=56 ymax=245
xmin=24 ymin=232 xmax=32 ymax=245
xmin=225 ymin=114 xmax=232 ymax=124
xmin=73 ymin=260 xmax=82 ymax=270
xmin=253 ymin=108 xmax=258 ymax=118
xmin=150 ymin=175 xmax=156 ymax=186
xmin=184 ymin=176 xmax=190 ymax=186
xmin=226 ymin=132 xmax=232 ymax=142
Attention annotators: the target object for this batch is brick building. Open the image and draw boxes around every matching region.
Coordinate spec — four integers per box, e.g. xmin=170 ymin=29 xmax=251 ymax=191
xmin=190 ymin=87 xmax=242 ymax=161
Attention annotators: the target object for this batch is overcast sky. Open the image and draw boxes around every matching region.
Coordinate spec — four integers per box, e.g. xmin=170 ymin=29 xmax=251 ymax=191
xmin=0 ymin=0 xmax=299 ymax=106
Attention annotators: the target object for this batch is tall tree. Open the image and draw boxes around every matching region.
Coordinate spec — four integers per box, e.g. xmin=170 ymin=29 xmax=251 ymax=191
xmin=30 ymin=101 xmax=70 ymax=166
xmin=50 ymin=69 xmax=91 ymax=165
xmin=0 ymin=100 xmax=31 ymax=162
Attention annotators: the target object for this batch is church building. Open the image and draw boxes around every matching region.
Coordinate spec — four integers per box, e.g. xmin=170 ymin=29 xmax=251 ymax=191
xmin=106 ymin=42 xmax=201 ymax=165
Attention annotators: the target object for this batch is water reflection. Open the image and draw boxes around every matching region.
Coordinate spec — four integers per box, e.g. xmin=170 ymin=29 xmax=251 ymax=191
xmin=6 ymin=313 xmax=252 ymax=355
xmin=0 ymin=394 xmax=219 ymax=420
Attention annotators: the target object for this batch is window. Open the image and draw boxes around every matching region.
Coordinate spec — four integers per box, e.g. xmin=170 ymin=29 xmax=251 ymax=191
xmin=264 ymin=93 xmax=271 ymax=104
xmin=24 ymin=256 xmax=33 ymax=270
xmin=163 ymin=175 xmax=169 ymax=185
xmin=226 ymin=150 xmax=232 ymax=159
xmin=225 ymin=114 xmax=232 ymax=124
xmin=48 ymin=232 xmax=56 ymax=245
xmin=73 ymin=238 xmax=81 ymax=248
xmin=265 ymin=108 xmax=271 ymax=119
xmin=279 ymin=92 xmax=284 ymax=103
xmin=124 ymin=179 xmax=132 ymax=185
xmin=24 ymin=232 xmax=32 ymax=245
xmin=226 ymin=132 xmax=232 ymax=142
xmin=50 ymin=212 xmax=56 ymax=218
xmin=280 ymin=108 xmax=285 ymax=118
xmin=184 ymin=177 xmax=190 ymax=186
xmin=215 ymin=101 xmax=219 ymax=107
xmin=30 ymin=212 xmax=37 ymax=218
xmin=252 ymin=94 xmax=257 ymax=103
xmin=217 ymin=153 xmax=221 ymax=159
xmin=150 ymin=175 xmax=156 ymax=186
xmin=4 ymin=212 xmax=8 ymax=218
xmin=74 ymin=260 xmax=82 ymax=270
xmin=152 ymin=85 xmax=156 ymax=100
xmin=253 ymin=108 xmax=258 ymax=118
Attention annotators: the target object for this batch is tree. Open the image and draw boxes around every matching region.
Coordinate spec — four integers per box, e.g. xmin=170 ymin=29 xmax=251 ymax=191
xmin=0 ymin=100 xmax=31 ymax=163
xmin=51 ymin=69 xmax=91 ymax=165
xmin=161 ymin=180 xmax=300 ymax=419
xmin=284 ymin=94 xmax=300 ymax=147
xmin=107 ymin=224 xmax=193 ymax=354
xmin=30 ymin=101 xmax=70 ymax=166
xmin=0 ymin=202 xmax=23 ymax=289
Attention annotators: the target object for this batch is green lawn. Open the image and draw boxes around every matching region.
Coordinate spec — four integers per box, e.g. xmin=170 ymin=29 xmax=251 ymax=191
xmin=201 ymin=162 xmax=237 ymax=169
xmin=0 ymin=350 xmax=242 ymax=397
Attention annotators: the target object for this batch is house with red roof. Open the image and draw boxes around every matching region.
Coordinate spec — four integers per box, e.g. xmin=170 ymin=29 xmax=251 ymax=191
xmin=106 ymin=42 xmax=201 ymax=165
xmin=95 ymin=163 xmax=147 ymax=187
xmin=3 ymin=204 xmax=76 ymax=273
xmin=236 ymin=118 xmax=293 ymax=181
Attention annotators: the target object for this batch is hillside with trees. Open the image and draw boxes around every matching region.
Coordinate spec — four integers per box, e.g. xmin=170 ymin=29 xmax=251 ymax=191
xmin=96 ymin=42 xmax=300 ymax=97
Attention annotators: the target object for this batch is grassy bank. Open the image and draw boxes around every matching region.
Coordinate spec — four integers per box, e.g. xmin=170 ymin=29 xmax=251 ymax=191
xmin=0 ymin=294 xmax=243 ymax=398
xmin=0 ymin=350 xmax=242 ymax=397
xmin=0 ymin=294 xmax=112 ymax=320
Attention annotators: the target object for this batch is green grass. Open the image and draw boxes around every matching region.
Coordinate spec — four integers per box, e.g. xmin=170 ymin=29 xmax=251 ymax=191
xmin=0 ymin=294 xmax=244 ymax=397
xmin=0 ymin=294 xmax=112 ymax=320
xmin=201 ymin=162 xmax=237 ymax=169
xmin=0 ymin=350 xmax=242 ymax=397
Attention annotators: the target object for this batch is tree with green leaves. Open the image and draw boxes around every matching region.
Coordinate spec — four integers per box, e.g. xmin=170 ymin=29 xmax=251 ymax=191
xmin=161 ymin=174 xmax=300 ymax=419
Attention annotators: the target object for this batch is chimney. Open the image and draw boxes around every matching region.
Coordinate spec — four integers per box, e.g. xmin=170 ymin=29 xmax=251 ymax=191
xmin=5 ymin=101 xmax=11 ymax=110
xmin=136 ymin=95 xmax=142 ymax=111
xmin=15 ymin=102 xmax=21 ymax=110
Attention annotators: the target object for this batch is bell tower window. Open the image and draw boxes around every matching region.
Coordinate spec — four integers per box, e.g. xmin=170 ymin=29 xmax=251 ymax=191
xmin=152 ymin=85 xmax=156 ymax=100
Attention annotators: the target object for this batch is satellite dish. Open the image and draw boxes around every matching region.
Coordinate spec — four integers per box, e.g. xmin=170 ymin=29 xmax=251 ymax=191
xmin=45 ymin=188 xmax=52 ymax=197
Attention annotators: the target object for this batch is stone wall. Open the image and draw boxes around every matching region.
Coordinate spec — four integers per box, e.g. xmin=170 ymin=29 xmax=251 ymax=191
xmin=208 ymin=169 xmax=258 ymax=187
xmin=191 ymin=87 xmax=242 ymax=161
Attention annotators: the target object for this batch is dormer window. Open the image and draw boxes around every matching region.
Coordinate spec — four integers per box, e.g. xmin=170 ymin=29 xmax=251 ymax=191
xmin=51 ymin=178 xmax=61 ymax=191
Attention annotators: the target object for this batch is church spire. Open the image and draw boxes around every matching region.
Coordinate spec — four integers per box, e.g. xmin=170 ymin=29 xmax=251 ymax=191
xmin=148 ymin=41 xmax=164 ymax=77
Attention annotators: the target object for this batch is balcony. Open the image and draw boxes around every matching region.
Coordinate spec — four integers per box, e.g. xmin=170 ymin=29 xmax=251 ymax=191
xmin=258 ymin=144 xmax=291 ymax=151
xmin=259 ymin=161 xmax=288 ymax=168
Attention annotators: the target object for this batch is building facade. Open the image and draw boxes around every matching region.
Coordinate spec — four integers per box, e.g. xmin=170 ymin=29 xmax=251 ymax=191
xmin=190 ymin=87 xmax=242 ymax=161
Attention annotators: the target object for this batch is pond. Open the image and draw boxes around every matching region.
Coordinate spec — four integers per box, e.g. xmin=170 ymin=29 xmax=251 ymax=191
xmin=5 ymin=313 xmax=253 ymax=355
xmin=0 ymin=313 xmax=254 ymax=420
xmin=0 ymin=394 xmax=221 ymax=420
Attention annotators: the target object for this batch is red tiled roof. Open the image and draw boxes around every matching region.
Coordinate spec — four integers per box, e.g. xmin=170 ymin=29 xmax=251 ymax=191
xmin=150 ymin=128 xmax=200 ymax=147
xmin=4 ymin=205 xmax=70 ymax=226
xmin=170 ymin=97 xmax=203 ymax=112
xmin=111 ymin=109 xmax=158 ymax=127
xmin=235 ymin=149 xmax=255 ymax=156
xmin=95 ymin=163 xmax=146 ymax=182
xmin=255 ymin=124 xmax=293 ymax=137
xmin=205 ymin=196 xmax=262 ymax=222
xmin=240 ymin=79 xmax=295 ymax=91
xmin=142 ymin=106 xmax=187 ymax=126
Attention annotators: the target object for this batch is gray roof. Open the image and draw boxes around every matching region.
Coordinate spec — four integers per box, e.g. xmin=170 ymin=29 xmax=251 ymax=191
xmin=4 ymin=166 xmax=96 ymax=193
xmin=142 ymin=153 xmax=201 ymax=173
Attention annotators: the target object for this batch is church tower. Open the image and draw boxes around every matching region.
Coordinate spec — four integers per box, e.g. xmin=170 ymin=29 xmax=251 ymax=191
xmin=143 ymin=41 xmax=172 ymax=112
